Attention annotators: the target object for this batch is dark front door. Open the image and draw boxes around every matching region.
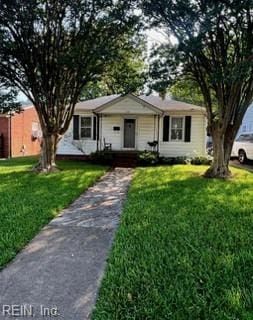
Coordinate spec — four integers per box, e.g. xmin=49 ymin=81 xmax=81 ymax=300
xmin=124 ymin=119 xmax=136 ymax=148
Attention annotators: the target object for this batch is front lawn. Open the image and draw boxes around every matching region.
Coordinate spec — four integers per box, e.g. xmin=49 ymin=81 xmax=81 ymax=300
xmin=93 ymin=165 xmax=253 ymax=319
xmin=0 ymin=157 xmax=107 ymax=269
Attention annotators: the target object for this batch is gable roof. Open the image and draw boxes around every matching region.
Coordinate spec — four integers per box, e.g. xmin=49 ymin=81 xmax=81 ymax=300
xmin=75 ymin=93 xmax=204 ymax=113
xmin=94 ymin=94 xmax=163 ymax=114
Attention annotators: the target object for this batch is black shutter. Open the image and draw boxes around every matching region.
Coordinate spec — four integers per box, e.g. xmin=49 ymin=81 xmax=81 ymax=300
xmin=73 ymin=115 xmax=80 ymax=140
xmin=184 ymin=116 xmax=192 ymax=142
xmin=97 ymin=116 xmax=100 ymax=140
xmin=93 ymin=116 xmax=97 ymax=140
xmin=163 ymin=116 xmax=170 ymax=142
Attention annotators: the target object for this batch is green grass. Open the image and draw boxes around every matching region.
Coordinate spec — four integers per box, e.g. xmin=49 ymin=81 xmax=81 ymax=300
xmin=93 ymin=165 xmax=253 ymax=320
xmin=0 ymin=156 xmax=107 ymax=269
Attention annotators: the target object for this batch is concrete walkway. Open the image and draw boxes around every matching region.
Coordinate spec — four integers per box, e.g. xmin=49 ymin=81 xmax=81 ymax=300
xmin=0 ymin=168 xmax=133 ymax=320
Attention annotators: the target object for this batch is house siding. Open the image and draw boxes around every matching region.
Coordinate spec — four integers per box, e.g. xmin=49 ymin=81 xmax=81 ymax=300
xmin=137 ymin=115 xmax=158 ymax=150
xmin=159 ymin=113 xmax=206 ymax=157
xmin=57 ymin=117 xmax=97 ymax=155
xmin=101 ymin=115 xmax=123 ymax=150
xmin=99 ymin=97 xmax=157 ymax=115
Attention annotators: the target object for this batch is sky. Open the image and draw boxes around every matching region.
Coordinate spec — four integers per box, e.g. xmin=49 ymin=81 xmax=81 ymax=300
xmin=147 ymin=29 xmax=168 ymax=46
xmin=147 ymin=28 xmax=177 ymax=49
xmin=17 ymin=91 xmax=27 ymax=102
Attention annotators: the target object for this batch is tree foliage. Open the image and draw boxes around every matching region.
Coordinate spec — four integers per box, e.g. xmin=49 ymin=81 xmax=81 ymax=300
xmin=0 ymin=0 xmax=140 ymax=171
xmin=169 ymin=79 xmax=205 ymax=106
xmin=148 ymin=43 xmax=178 ymax=98
xmin=81 ymin=37 xmax=147 ymax=99
xmin=168 ymin=78 xmax=219 ymax=108
xmin=143 ymin=0 xmax=253 ymax=178
xmin=0 ymin=85 xmax=22 ymax=114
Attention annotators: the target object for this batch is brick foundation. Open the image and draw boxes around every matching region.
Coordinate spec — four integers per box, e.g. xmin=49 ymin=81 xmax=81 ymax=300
xmin=56 ymin=154 xmax=90 ymax=161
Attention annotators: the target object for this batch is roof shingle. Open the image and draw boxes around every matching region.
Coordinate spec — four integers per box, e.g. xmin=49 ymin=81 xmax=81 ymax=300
xmin=75 ymin=94 xmax=205 ymax=113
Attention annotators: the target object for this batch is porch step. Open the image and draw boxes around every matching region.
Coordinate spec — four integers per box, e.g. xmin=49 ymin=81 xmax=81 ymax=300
xmin=113 ymin=161 xmax=137 ymax=168
xmin=112 ymin=152 xmax=138 ymax=168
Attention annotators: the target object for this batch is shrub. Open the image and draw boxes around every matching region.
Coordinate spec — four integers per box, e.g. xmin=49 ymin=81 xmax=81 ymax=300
xmin=137 ymin=151 xmax=159 ymax=166
xmin=191 ymin=156 xmax=212 ymax=165
xmin=90 ymin=151 xmax=113 ymax=165
xmin=174 ymin=156 xmax=188 ymax=164
xmin=159 ymin=157 xmax=175 ymax=165
xmin=159 ymin=156 xmax=212 ymax=166
xmin=159 ymin=156 xmax=188 ymax=165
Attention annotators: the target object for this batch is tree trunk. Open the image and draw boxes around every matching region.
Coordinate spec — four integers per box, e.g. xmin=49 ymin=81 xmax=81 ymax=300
xmin=34 ymin=133 xmax=61 ymax=173
xmin=204 ymin=131 xmax=233 ymax=179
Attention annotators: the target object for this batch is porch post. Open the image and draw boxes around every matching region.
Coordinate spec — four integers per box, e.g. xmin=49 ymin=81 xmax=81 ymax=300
xmin=96 ymin=113 xmax=99 ymax=152
xmin=100 ymin=114 xmax=102 ymax=151
xmin=153 ymin=115 xmax=156 ymax=141
xmin=157 ymin=115 xmax=160 ymax=153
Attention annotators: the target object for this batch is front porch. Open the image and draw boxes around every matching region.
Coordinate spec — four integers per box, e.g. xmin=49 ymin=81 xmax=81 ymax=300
xmin=94 ymin=94 xmax=162 ymax=154
xmin=97 ymin=113 xmax=161 ymax=154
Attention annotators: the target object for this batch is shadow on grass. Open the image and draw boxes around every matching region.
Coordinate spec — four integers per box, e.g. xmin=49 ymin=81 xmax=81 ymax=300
xmin=0 ymin=161 xmax=107 ymax=269
xmin=0 ymin=156 xmax=39 ymax=168
xmin=93 ymin=165 xmax=253 ymax=320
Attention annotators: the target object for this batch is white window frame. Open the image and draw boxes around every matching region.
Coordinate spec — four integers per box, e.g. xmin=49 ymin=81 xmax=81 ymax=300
xmin=170 ymin=116 xmax=184 ymax=142
xmin=80 ymin=116 xmax=93 ymax=140
xmin=31 ymin=121 xmax=42 ymax=138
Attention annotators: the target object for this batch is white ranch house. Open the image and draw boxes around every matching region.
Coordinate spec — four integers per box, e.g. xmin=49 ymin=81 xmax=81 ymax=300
xmin=57 ymin=94 xmax=207 ymax=158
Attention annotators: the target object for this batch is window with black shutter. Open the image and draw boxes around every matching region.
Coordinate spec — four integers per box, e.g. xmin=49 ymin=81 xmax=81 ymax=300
xmin=80 ymin=117 xmax=92 ymax=139
xmin=171 ymin=117 xmax=183 ymax=141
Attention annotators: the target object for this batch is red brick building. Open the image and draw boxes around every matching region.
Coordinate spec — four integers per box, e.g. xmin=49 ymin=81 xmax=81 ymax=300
xmin=0 ymin=106 xmax=41 ymax=158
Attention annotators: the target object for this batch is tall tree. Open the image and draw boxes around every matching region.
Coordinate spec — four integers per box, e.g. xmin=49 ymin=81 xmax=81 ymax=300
xmin=143 ymin=0 xmax=253 ymax=178
xmin=0 ymin=0 xmax=139 ymax=172
xmin=169 ymin=79 xmax=205 ymax=107
xmin=81 ymin=38 xmax=147 ymax=99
